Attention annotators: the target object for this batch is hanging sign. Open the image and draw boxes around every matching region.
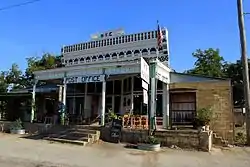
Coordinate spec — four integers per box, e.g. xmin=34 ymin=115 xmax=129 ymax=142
xmin=140 ymin=57 xmax=150 ymax=84
xmin=66 ymin=75 xmax=105 ymax=84
xmin=143 ymin=89 xmax=148 ymax=105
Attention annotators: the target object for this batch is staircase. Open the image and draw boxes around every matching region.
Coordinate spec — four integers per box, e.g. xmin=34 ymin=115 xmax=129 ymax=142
xmin=44 ymin=126 xmax=100 ymax=146
xmin=213 ymin=133 xmax=229 ymax=146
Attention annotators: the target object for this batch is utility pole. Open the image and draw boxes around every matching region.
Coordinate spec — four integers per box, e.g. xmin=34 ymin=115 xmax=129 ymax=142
xmin=237 ymin=0 xmax=250 ymax=145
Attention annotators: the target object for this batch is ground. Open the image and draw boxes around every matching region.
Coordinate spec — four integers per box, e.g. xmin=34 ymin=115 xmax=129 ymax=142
xmin=0 ymin=133 xmax=250 ymax=167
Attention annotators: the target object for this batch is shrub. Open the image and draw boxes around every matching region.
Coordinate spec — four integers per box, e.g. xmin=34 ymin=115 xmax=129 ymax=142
xmin=195 ymin=107 xmax=214 ymax=126
xmin=10 ymin=118 xmax=24 ymax=130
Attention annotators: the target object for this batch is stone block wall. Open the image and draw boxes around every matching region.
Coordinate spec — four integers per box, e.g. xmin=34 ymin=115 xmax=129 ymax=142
xmin=100 ymin=127 xmax=212 ymax=151
xmin=170 ymin=80 xmax=234 ymax=143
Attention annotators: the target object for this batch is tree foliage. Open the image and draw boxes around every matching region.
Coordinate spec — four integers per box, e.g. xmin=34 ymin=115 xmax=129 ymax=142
xmin=186 ymin=48 xmax=225 ymax=78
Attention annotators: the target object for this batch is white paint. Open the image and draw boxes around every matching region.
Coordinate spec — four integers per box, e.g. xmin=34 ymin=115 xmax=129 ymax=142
xmin=163 ymin=83 xmax=170 ymax=128
xmin=101 ymin=81 xmax=106 ymax=126
xmin=140 ymin=57 xmax=150 ymax=84
xmin=63 ymin=78 xmax=67 ymax=106
xmin=31 ymin=82 xmax=36 ymax=123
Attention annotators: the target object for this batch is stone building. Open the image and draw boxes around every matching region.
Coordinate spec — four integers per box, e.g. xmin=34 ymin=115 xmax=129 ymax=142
xmin=0 ymin=28 xmax=234 ymax=143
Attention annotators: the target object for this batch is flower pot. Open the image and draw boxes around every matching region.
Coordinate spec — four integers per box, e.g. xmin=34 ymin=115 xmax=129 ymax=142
xmin=137 ymin=143 xmax=161 ymax=151
xmin=10 ymin=129 xmax=25 ymax=135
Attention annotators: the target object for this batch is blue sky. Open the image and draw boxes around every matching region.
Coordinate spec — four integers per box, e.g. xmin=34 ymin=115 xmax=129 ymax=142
xmin=0 ymin=0 xmax=249 ymax=72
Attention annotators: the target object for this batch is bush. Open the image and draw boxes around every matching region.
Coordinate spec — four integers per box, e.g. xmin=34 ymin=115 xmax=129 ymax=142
xmin=144 ymin=136 xmax=160 ymax=144
xmin=195 ymin=107 xmax=213 ymax=126
xmin=10 ymin=118 xmax=24 ymax=130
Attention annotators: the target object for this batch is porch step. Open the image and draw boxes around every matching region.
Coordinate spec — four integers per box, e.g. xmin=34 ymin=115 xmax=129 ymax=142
xmin=46 ymin=137 xmax=88 ymax=146
xmin=44 ymin=127 xmax=100 ymax=146
xmin=213 ymin=133 xmax=229 ymax=146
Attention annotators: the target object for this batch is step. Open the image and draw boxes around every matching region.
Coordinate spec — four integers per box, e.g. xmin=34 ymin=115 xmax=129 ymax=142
xmin=58 ymin=135 xmax=91 ymax=142
xmin=47 ymin=137 xmax=88 ymax=146
xmin=69 ymin=128 xmax=99 ymax=134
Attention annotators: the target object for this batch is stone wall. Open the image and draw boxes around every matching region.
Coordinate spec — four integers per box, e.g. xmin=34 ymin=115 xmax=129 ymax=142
xmin=170 ymin=80 xmax=234 ymax=143
xmin=101 ymin=127 xmax=212 ymax=151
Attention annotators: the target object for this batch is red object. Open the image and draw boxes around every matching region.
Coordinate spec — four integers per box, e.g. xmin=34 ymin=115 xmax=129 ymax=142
xmin=157 ymin=21 xmax=163 ymax=49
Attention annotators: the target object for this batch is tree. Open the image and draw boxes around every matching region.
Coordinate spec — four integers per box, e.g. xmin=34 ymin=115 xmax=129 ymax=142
xmin=0 ymin=71 xmax=8 ymax=93
xmin=24 ymin=53 xmax=63 ymax=86
xmin=5 ymin=63 xmax=23 ymax=90
xmin=186 ymin=48 xmax=226 ymax=78
xmin=223 ymin=60 xmax=245 ymax=106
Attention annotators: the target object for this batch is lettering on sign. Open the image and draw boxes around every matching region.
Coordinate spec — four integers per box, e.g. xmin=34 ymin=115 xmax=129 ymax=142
xmin=66 ymin=75 xmax=105 ymax=84
xmin=91 ymin=29 xmax=125 ymax=40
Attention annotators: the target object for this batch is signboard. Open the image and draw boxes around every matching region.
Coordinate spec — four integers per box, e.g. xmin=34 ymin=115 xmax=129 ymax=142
xmin=155 ymin=66 xmax=169 ymax=84
xmin=91 ymin=28 xmax=125 ymax=40
xmin=143 ymin=89 xmax=148 ymax=105
xmin=140 ymin=57 xmax=150 ymax=84
xmin=142 ymin=80 xmax=148 ymax=91
xmin=110 ymin=119 xmax=122 ymax=143
xmin=66 ymin=75 xmax=105 ymax=84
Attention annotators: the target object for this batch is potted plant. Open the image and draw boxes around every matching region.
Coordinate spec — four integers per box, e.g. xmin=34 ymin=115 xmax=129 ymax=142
xmin=10 ymin=118 xmax=25 ymax=135
xmin=138 ymin=136 xmax=161 ymax=151
xmin=194 ymin=107 xmax=213 ymax=131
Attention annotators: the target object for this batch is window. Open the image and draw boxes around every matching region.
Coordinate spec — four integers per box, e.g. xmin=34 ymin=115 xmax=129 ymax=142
xmin=131 ymin=35 xmax=134 ymax=42
xmin=119 ymin=37 xmax=121 ymax=43
xmin=148 ymin=32 xmax=151 ymax=39
xmin=107 ymin=39 xmax=110 ymax=46
xmin=137 ymin=34 xmax=140 ymax=40
xmin=122 ymin=36 xmax=124 ymax=43
xmin=134 ymin=34 xmax=137 ymax=41
xmin=88 ymin=43 xmax=90 ymax=49
xmin=125 ymin=36 xmax=128 ymax=42
xmin=144 ymin=33 xmax=147 ymax=40
xmin=151 ymin=31 xmax=155 ymax=38
xmin=104 ymin=40 xmax=106 ymax=46
xmin=128 ymin=36 xmax=130 ymax=42
xmin=101 ymin=40 xmax=103 ymax=47
xmin=116 ymin=37 xmax=118 ymax=44
xmin=170 ymin=92 xmax=196 ymax=125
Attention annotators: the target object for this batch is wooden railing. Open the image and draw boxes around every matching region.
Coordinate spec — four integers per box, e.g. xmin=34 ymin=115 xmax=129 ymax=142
xmin=122 ymin=115 xmax=163 ymax=129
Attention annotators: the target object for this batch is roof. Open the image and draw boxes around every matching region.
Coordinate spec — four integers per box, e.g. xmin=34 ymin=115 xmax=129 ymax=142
xmin=170 ymin=72 xmax=230 ymax=84
xmin=9 ymin=84 xmax=59 ymax=94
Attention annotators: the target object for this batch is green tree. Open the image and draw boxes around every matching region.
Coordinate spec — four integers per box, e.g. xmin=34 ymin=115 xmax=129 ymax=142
xmin=0 ymin=71 xmax=8 ymax=93
xmin=223 ymin=60 xmax=245 ymax=106
xmin=186 ymin=48 xmax=226 ymax=77
xmin=24 ymin=53 xmax=63 ymax=86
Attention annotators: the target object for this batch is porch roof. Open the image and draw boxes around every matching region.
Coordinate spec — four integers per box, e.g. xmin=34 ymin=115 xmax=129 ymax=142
xmin=9 ymin=84 xmax=59 ymax=94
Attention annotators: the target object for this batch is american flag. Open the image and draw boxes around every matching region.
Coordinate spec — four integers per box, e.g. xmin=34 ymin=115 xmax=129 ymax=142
xmin=157 ymin=21 xmax=163 ymax=49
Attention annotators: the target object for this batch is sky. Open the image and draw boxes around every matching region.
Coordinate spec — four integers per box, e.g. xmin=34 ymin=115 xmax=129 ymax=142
xmin=0 ymin=0 xmax=249 ymax=72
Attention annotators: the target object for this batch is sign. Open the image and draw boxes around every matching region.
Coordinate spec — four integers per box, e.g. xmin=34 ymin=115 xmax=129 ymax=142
xmin=91 ymin=28 xmax=125 ymax=40
xmin=66 ymin=75 xmax=105 ymax=84
xmin=155 ymin=67 xmax=169 ymax=84
xmin=110 ymin=119 xmax=122 ymax=143
xmin=143 ymin=89 xmax=148 ymax=105
xmin=142 ymin=80 xmax=148 ymax=91
xmin=140 ymin=57 xmax=150 ymax=84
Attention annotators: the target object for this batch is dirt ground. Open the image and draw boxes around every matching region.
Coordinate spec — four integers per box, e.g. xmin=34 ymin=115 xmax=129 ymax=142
xmin=0 ymin=133 xmax=250 ymax=167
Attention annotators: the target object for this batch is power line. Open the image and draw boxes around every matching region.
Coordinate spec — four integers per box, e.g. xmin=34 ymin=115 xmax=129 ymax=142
xmin=0 ymin=0 xmax=43 ymax=11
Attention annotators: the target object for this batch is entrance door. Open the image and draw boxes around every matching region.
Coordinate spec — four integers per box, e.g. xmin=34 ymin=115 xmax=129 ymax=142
xmin=114 ymin=96 xmax=121 ymax=114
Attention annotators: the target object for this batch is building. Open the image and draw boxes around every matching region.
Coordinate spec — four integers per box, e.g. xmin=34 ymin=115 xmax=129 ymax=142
xmin=0 ymin=27 xmax=234 ymax=143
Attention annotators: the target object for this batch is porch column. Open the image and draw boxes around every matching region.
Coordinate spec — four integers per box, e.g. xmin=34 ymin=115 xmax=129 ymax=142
xmin=101 ymin=80 xmax=106 ymax=126
xmin=31 ymin=79 xmax=38 ymax=123
xmin=131 ymin=76 xmax=134 ymax=112
xmin=120 ymin=78 xmax=124 ymax=114
xmin=61 ymin=77 xmax=67 ymax=125
xmin=163 ymin=83 xmax=170 ymax=128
